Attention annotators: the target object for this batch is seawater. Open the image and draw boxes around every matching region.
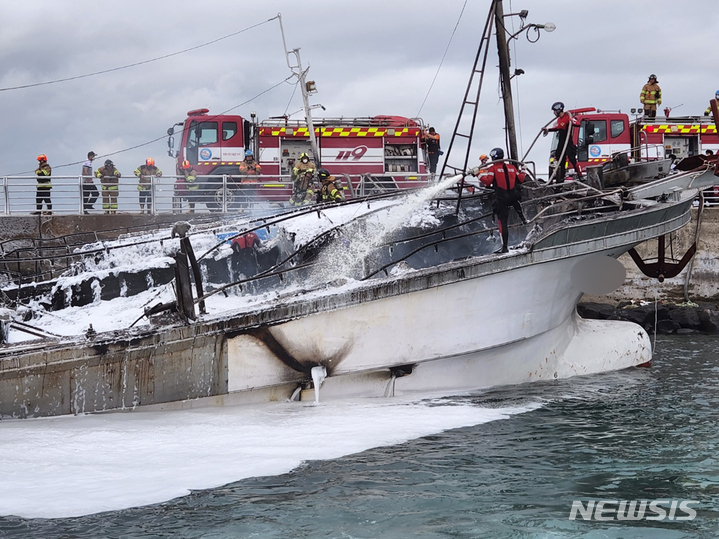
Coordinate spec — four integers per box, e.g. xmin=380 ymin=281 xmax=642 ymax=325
xmin=1 ymin=335 xmax=718 ymax=538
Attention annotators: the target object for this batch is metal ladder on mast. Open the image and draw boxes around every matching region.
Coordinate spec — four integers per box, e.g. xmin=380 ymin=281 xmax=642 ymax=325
xmin=437 ymin=3 xmax=496 ymax=213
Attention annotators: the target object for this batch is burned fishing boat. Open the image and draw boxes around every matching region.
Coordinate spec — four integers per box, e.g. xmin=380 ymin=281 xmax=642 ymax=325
xmin=0 ymin=156 xmax=716 ymax=418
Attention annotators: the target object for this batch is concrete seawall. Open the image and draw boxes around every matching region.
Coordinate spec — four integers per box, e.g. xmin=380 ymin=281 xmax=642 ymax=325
xmin=584 ymin=207 xmax=719 ymax=303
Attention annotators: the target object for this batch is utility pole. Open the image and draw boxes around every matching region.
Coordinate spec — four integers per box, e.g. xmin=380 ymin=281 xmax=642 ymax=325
xmin=494 ymin=0 xmax=518 ymax=162
xmin=278 ymin=13 xmax=321 ymax=164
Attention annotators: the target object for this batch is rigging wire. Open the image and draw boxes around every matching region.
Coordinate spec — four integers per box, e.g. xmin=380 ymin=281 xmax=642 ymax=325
xmin=415 ymin=0 xmax=469 ymax=118
xmin=283 ymin=79 xmax=300 ymax=117
xmin=4 ymin=76 xmax=293 ymax=176
xmin=0 ymin=17 xmax=278 ymax=92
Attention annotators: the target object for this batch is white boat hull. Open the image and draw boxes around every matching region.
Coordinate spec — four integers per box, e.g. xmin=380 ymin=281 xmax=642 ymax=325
xmin=225 ymin=248 xmax=652 ymax=402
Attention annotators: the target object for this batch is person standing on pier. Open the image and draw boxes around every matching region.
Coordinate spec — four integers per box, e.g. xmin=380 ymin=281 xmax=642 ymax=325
xmin=34 ymin=154 xmax=52 ymax=215
xmin=81 ymin=151 xmax=99 ymax=213
xmin=95 ymin=159 xmax=121 ymax=214
xmin=475 ymin=147 xmax=527 ymax=254
xmin=134 ymin=157 xmax=162 ymax=214
xmin=176 ymin=160 xmax=198 ymax=213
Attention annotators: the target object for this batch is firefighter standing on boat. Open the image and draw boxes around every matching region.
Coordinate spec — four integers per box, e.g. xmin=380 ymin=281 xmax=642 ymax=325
xmin=473 ymin=148 xmax=527 ymax=254
xmin=95 ymin=159 xmax=121 ymax=214
xmin=289 ymin=152 xmax=316 ymax=206
xmin=543 ymin=101 xmax=582 ymax=183
xmin=34 ymin=154 xmax=52 ymax=215
xmin=640 ymin=74 xmax=662 ymax=120
xmin=289 ymin=169 xmax=316 ymax=206
xmin=134 ymin=158 xmax=162 ymax=214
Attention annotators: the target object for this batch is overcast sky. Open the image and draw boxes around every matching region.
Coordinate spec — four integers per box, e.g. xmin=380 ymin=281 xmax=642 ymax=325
xmin=1 ymin=0 xmax=717 ymax=178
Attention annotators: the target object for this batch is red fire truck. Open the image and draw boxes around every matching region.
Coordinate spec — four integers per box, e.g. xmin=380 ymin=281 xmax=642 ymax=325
xmin=550 ymin=107 xmax=719 ymax=176
xmin=167 ymin=109 xmax=429 ymax=210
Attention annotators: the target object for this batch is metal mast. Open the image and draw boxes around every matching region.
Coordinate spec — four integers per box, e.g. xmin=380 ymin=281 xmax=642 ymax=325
xmin=494 ymin=0 xmax=518 ymax=161
xmin=278 ymin=13 xmax=320 ymax=164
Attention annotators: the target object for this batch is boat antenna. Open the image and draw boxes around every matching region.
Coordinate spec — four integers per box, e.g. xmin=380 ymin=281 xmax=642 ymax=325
xmin=277 ymin=13 xmax=321 ymax=165
xmin=495 ymin=3 xmax=555 ymax=161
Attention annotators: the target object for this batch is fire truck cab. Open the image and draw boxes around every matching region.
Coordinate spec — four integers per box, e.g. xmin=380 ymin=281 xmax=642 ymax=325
xmin=167 ymin=108 xmax=257 ymax=210
xmin=551 ymin=108 xmax=719 ymax=176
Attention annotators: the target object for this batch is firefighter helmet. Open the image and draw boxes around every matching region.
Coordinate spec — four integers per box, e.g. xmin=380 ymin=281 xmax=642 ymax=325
xmin=146 ymin=158 xmax=155 ymax=166
xmin=37 ymin=154 xmax=47 ymax=162
xmin=181 ymin=160 xmax=191 ymax=170
xmin=479 ymin=154 xmax=488 ymax=161
xmin=300 ymin=152 xmax=310 ymax=162
xmin=317 ymin=168 xmax=331 ymax=180
xmin=104 ymin=159 xmax=113 ymax=167
xmin=551 ymin=101 xmax=564 ymax=113
xmin=649 ymin=74 xmax=657 ymax=81
xmin=245 ymin=149 xmax=254 ymax=157
xmin=489 ymin=148 xmax=504 ymax=160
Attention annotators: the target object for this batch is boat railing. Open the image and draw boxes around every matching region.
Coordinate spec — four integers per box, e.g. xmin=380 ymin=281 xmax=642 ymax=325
xmin=0 ymin=189 xmax=415 ymax=287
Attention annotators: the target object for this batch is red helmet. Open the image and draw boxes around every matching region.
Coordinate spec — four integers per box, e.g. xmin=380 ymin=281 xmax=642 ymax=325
xmin=146 ymin=158 xmax=155 ymax=166
xmin=37 ymin=154 xmax=47 ymax=162
xmin=181 ymin=160 xmax=191 ymax=170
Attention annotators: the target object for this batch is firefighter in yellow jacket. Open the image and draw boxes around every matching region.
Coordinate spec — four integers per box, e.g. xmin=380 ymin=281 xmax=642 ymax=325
xmin=34 ymin=154 xmax=52 ymax=215
xmin=291 ymin=152 xmax=315 ymax=180
xmin=176 ymin=160 xmax=198 ymax=213
xmin=640 ymin=74 xmax=662 ymax=120
xmin=95 ymin=159 xmax=121 ymax=214
xmin=317 ymin=168 xmax=343 ymax=202
xmin=134 ymin=157 xmax=162 ymax=214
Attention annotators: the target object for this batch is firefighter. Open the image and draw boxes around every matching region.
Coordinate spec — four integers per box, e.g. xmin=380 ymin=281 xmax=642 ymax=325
xmin=289 ymin=169 xmax=316 ymax=206
xmin=95 ymin=159 xmax=121 ymax=214
xmin=175 ymin=160 xmax=198 ymax=213
xmin=542 ymin=101 xmax=582 ymax=183
xmin=422 ymin=127 xmax=441 ymax=177
xmin=640 ymin=74 xmax=662 ymax=120
xmin=81 ymin=151 xmax=99 ymax=213
xmin=704 ymin=90 xmax=719 ymax=116
xmin=134 ymin=157 xmax=162 ymax=214
xmin=238 ymin=149 xmax=262 ymax=176
xmin=475 ymin=147 xmax=527 ymax=254
xmin=34 ymin=154 xmax=52 ymax=215
xmin=317 ymin=168 xmax=343 ymax=202
xmin=291 ymin=152 xmax=315 ymax=181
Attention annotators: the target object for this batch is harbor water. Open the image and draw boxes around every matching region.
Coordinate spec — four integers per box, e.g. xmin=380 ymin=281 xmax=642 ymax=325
xmin=1 ymin=335 xmax=718 ymax=538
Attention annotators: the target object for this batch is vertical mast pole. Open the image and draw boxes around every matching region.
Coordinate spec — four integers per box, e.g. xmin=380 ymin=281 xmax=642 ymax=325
xmin=494 ymin=0 xmax=518 ymax=161
xmin=278 ymin=13 xmax=321 ymax=164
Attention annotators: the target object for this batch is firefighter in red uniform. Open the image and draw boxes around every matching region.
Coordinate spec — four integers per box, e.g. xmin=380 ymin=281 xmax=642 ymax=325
xmin=475 ymin=147 xmax=527 ymax=254
xmin=542 ymin=101 xmax=582 ymax=183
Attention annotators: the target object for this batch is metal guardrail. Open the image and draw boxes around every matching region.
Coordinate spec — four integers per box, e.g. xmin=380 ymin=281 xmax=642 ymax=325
xmin=0 ymin=173 xmax=432 ymax=216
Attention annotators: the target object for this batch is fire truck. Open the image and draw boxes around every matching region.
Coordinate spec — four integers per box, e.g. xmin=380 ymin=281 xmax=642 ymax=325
xmin=550 ymin=107 xmax=719 ymax=175
xmin=167 ymin=109 xmax=429 ymax=210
